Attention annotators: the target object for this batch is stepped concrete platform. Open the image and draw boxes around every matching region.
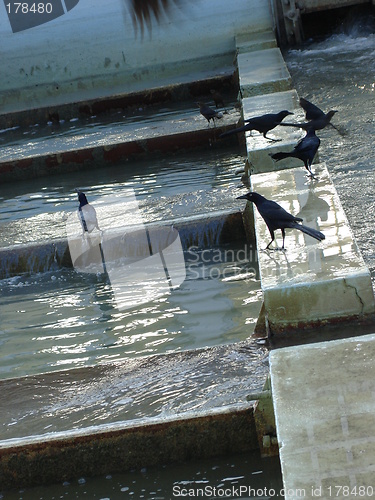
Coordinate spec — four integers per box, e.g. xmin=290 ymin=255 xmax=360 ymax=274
xmin=0 ymin=105 xmax=240 ymax=183
xmin=236 ymin=30 xmax=277 ymax=53
xmin=270 ymin=333 xmax=375 ymax=500
xmin=0 ymin=73 xmax=236 ymax=129
xmin=248 ymin=163 xmax=375 ymax=333
xmin=242 ymin=90 xmax=307 ymax=173
xmin=237 ymin=48 xmax=292 ymax=98
xmin=0 ymin=211 xmax=246 ymax=279
xmin=0 ymin=340 xmax=266 ymax=490
xmin=0 ymin=401 xmax=257 ymax=490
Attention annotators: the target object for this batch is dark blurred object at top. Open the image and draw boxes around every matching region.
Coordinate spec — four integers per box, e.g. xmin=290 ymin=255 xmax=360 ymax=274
xmin=124 ymin=0 xmax=186 ymax=38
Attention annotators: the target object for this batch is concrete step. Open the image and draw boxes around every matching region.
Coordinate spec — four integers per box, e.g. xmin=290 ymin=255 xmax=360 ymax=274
xmin=0 ymin=211 xmax=246 ymax=279
xmin=237 ymin=47 xmax=292 ymax=98
xmin=0 ymin=105 xmax=241 ymax=182
xmin=248 ymin=163 xmax=375 ymax=333
xmin=242 ymin=90 xmax=308 ymax=174
xmin=236 ymin=30 xmax=278 ymax=53
xmin=270 ymin=332 xmax=375 ymax=500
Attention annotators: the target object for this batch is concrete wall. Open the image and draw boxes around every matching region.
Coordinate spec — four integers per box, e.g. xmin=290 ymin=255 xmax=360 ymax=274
xmin=0 ymin=0 xmax=273 ymax=113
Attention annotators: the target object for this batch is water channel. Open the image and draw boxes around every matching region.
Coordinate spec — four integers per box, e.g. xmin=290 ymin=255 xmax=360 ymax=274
xmin=1 ymin=8 xmax=375 ymax=499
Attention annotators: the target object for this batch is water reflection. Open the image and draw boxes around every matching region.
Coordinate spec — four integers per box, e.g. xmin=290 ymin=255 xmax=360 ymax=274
xmin=0 ymin=147 xmax=244 ymax=246
xmin=284 ymin=18 xmax=375 ymax=284
xmin=0 ymin=241 xmax=261 ymax=379
xmin=1 ymin=452 xmax=283 ymax=500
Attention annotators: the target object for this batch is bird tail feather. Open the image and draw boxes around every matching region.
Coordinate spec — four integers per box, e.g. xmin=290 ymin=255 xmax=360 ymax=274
xmin=293 ymin=223 xmax=325 ymax=241
xmin=278 ymin=122 xmax=302 ymax=128
xmin=270 ymin=151 xmax=292 ymax=162
xmin=219 ymin=125 xmax=247 ymax=138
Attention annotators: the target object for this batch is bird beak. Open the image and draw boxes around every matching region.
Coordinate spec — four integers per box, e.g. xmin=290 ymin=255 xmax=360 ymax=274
xmin=287 ymin=111 xmax=294 ymax=115
xmin=236 ymin=194 xmax=248 ymax=200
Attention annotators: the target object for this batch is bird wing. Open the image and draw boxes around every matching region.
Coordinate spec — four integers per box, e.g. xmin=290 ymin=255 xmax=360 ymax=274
xmin=244 ymin=113 xmax=276 ymax=129
xmin=295 ymin=134 xmax=320 ymax=153
xmin=258 ymin=199 xmax=302 ymax=225
xmin=299 ymin=98 xmax=325 ymax=120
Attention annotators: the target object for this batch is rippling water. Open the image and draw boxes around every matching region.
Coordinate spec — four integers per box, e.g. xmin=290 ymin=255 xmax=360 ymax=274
xmin=0 ymin=248 xmax=261 ymax=379
xmin=0 ymin=147 xmax=245 ymax=246
xmin=284 ymin=14 xmax=375 ymax=283
xmin=1 ymin=10 xmax=375 ymax=498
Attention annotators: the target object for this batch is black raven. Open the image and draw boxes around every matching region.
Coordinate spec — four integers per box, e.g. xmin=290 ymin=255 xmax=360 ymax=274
xmin=219 ymin=110 xmax=293 ymax=141
xmin=270 ymin=129 xmax=320 ymax=177
xmin=237 ymin=191 xmax=325 ymax=250
xmin=196 ymin=102 xmax=223 ymax=126
xmin=279 ymin=96 xmax=339 ymax=133
xmin=296 ymin=97 xmax=341 ymax=133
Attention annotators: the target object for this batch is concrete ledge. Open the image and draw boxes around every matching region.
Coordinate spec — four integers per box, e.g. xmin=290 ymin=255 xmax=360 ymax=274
xmin=237 ymin=48 xmax=292 ymax=98
xmin=0 ymin=109 xmax=240 ymax=183
xmin=270 ymin=333 xmax=375 ymax=500
xmin=249 ymin=163 xmax=375 ymax=332
xmin=0 ymin=73 xmax=236 ymax=130
xmin=242 ymin=90 xmax=307 ymax=174
xmin=0 ymin=406 xmax=257 ymax=491
xmin=235 ymin=31 xmax=277 ymax=53
xmin=0 ymin=212 xmax=247 ymax=279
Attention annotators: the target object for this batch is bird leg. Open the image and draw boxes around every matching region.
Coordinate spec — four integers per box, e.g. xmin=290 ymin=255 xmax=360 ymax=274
xmin=305 ymin=163 xmax=318 ymax=180
xmin=281 ymin=229 xmax=286 ymax=250
xmin=265 ymin=230 xmax=275 ymax=250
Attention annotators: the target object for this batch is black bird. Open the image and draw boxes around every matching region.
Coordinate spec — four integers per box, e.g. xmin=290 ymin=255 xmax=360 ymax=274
xmin=219 ymin=110 xmax=293 ymax=141
xmin=300 ymin=97 xmax=333 ymax=121
xmin=77 ymin=190 xmax=100 ymax=234
xmin=289 ymin=97 xmax=341 ymax=134
xmin=279 ymin=110 xmax=337 ymax=132
xmin=210 ymin=89 xmax=225 ymax=109
xmin=270 ymin=129 xmax=320 ymax=177
xmin=196 ymin=102 xmax=223 ymax=126
xmin=237 ymin=192 xmax=325 ymax=250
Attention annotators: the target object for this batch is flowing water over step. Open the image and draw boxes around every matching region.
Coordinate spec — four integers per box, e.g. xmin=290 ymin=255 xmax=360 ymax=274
xmin=0 ymin=147 xmax=263 ymax=383
xmin=3 ymin=12 xmax=375 ymax=496
xmin=0 ymin=95 xmax=239 ymax=163
xmin=0 ymin=146 xmax=245 ymax=246
xmin=0 ymin=248 xmax=261 ymax=380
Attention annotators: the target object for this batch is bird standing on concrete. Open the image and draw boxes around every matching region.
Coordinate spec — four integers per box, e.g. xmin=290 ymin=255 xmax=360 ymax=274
xmin=77 ymin=190 xmax=101 ymax=234
xmin=219 ymin=110 xmax=293 ymax=141
xmin=270 ymin=129 xmax=320 ymax=177
xmin=196 ymin=102 xmax=223 ymax=126
xmin=237 ymin=192 xmax=325 ymax=250
xmin=210 ymin=89 xmax=225 ymax=109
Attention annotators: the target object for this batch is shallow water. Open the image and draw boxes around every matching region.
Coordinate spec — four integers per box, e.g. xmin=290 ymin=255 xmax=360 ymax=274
xmin=0 ymin=144 xmax=262 ymax=379
xmin=1 ymin=452 xmax=283 ymax=500
xmin=0 ymin=95 xmax=238 ymax=162
xmin=0 ymin=246 xmax=261 ymax=380
xmin=0 ymin=146 xmax=245 ymax=246
xmin=284 ymin=15 xmax=375 ymax=284
xmin=2 ymin=10 xmax=375 ymax=498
